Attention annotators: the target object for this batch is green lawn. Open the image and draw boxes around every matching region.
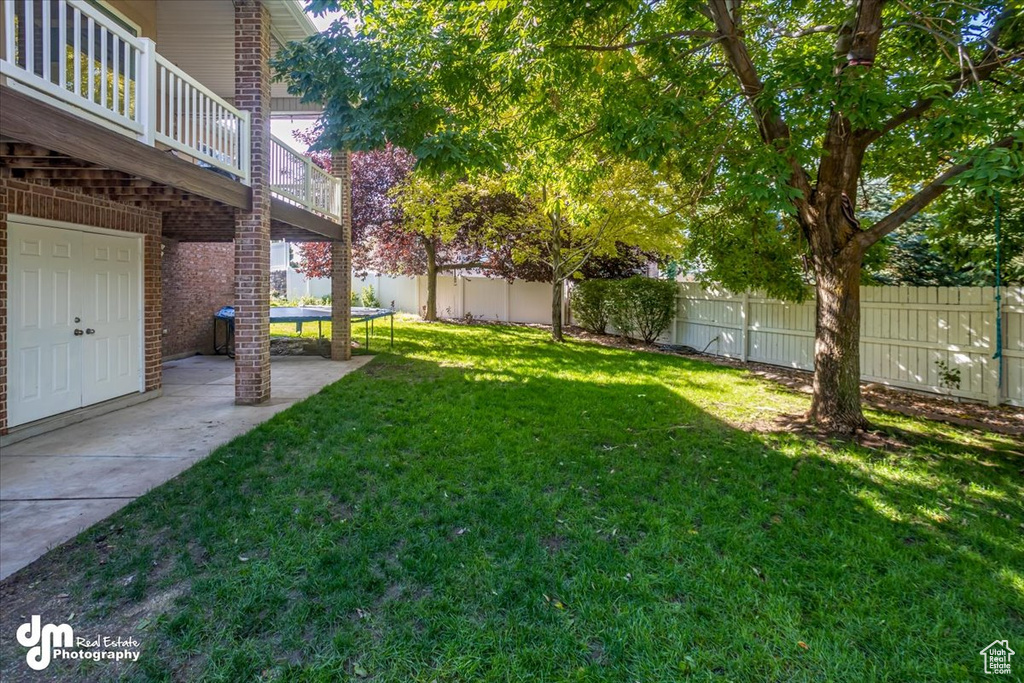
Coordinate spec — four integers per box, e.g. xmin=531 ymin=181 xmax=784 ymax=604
xmin=2 ymin=319 xmax=1021 ymax=682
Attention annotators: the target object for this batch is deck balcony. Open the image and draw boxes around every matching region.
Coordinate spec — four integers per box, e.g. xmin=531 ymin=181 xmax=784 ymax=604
xmin=0 ymin=0 xmax=340 ymax=222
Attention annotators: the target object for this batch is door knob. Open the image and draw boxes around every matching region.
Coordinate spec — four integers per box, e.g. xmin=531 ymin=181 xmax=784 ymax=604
xmin=74 ymin=329 xmax=84 ymax=336
xmin=86 ymin=328 xmax=96 ymax=335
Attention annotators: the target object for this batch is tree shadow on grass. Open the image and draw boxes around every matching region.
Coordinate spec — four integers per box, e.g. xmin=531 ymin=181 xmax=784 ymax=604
xmin=0 ymin=328 xmax=1021 ymax=682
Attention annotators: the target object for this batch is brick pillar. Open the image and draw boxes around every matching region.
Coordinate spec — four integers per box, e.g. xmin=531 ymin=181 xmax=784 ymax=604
xmin=142 ymin=222 xmax=162 ymax=392
xmin=233 ymin=0 xmax=272 ymax=404
xmin=331 ymin=150 xmax=352 ymax=360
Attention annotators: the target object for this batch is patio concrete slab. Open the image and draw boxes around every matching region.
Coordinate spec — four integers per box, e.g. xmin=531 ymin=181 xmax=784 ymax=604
xmin=0 ymin=354 xmax=373 ymax=580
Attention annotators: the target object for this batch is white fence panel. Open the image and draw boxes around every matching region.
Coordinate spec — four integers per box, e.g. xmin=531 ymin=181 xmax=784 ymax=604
xmin=674 ymin=283 xmax=1022 ymax=406
xmin=748 ymin=296 xmax=815 ymax=370
xmin=509 ymin=280 xmax=553 ymax=324
xmin=351 ymin=274 xmax=419 ymax=312
xmin=287 ymin=272 xmax=556 ymax=325
xmin=464 ymin=276 xmax=508 ymax=321
xmin=1003 ymin=287 xmax=1024 ymax=406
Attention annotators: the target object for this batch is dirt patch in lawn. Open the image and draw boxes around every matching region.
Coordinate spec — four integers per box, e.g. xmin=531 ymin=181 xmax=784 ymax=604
xmin=0 ymin=523 xmax=191 ymax=682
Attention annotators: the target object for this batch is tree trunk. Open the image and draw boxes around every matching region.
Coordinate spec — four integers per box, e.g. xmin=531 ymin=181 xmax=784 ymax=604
xmin=550 ymin=215 xmax=564 ymax=342
xmin=423 ymin=240 xmax=438 ymax=321
xmin=551 ymin=277 xmax=564 ymax=342
xmin=808 ymin=247 xmax=869 ymax=433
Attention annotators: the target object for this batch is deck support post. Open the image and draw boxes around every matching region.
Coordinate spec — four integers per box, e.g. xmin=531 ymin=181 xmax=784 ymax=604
xmin=330 ymin=150 xmax=352 ymax=360
xmin=232 ymin=0 xmax=272 ymax=404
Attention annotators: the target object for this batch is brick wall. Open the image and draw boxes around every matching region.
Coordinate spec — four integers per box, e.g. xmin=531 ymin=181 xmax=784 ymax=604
xmin=330 ymin=150 xmax=352 ymax=360
xmin=0 ymin=172 xmax=162 ymax=435
xmin=161 ymin=241 xmax=235 ymax=358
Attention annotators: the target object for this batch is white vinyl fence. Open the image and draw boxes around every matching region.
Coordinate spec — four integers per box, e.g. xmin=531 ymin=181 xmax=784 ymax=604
xmin=672 ymin=283 xmax=1024 ymax=407
xmin=282 ymin=268 xmax=558 ymax=325
xmin=352 ymin=274 xmax=557 ymax=325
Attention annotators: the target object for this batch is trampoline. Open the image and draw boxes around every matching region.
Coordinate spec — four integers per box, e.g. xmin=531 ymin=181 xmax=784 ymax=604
xmin=214 ymin=306 xmax=395 ymax=356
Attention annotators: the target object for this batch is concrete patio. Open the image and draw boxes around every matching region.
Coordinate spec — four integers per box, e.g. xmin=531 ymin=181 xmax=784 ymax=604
xmin=0 ymin=354 xmax=373 ymax=580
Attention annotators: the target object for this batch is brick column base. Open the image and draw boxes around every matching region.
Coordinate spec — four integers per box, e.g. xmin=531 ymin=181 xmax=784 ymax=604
xmin=233 ymin=0 xmax=272 ymax=404
xmin=234 ymin=221 xmax=271 ymax=404
xmin=331 ymin=240 xmax=351 ymax=360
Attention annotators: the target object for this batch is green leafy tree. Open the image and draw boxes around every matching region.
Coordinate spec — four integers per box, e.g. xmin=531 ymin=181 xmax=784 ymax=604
xmin=394 ymin=173 xmax=541 ymax=320
xmin=860 ymin=179 xmax=1020 ymax=285
xmin=930 ymin=186 xmax=1024 ymax=285
xmin=277 ymin=1 xmax=1023 ymax=432
xmin=496 ymin=162 xmax=686 ymax=341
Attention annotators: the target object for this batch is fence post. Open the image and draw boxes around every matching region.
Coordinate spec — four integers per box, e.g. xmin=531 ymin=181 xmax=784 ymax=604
xmin=459 ymin=276 xmax=466 ymax=317
xmin=505 ymin=280 xmax=511 ymax=322
xmin=136 ymin=38 xmax=157 ymax=144
xmin=740 ymin=291 xmax=749 ymax=362
xmin=668 ymin=285 xmax=678 ymax=345
xmin=987 ymin=291 xmax=1001 ymax=406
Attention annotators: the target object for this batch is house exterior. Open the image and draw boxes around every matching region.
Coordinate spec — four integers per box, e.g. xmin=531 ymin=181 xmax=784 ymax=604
xmin=0 ymin=0 xmax=352 ymax=440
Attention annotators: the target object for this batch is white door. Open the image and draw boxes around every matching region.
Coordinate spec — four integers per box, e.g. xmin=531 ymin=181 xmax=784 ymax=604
xmin=8 ymin=225 xmax=83 ymax=426
xmin=8 ymin=223 xmax=141 ymax=427
xmin=81 ymin=232 xmax=141 ymax=405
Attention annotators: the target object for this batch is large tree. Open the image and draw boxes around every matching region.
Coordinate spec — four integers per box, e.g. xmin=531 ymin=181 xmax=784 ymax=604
xmin=495 ymin=162 xmax=686 ymax=341
xmin=278 ymin=0 xmax=1023 ymax=433
xmin=289 ymin=132 xmax=416 ymax=283
xmin=392 ymin=173 xmax=544 ymax=320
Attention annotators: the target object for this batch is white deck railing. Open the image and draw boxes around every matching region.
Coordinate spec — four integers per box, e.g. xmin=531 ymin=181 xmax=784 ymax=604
xmin=270 ymin=135 xmax=342 ymax=221
xmin=1 ymin=0 xmax=343 ymax=219
xmin=153 ymin=54 xmax=249 ymax=179
xmin=1 ymin=0 xmax=250 ymax=183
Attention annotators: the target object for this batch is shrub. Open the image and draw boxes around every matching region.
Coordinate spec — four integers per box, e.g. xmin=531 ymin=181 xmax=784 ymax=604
xmin=570 ymin=279 xmax=613 ymax=334
xmin=361 ymin=284 xmax=381 ymax=308
xmin=608 ymin=276 xmax=677 ymax=343
xmin=351 ymin=289 xmax=362 ymax=307
xmin=297 ymin=294 xmax=330 ymax=306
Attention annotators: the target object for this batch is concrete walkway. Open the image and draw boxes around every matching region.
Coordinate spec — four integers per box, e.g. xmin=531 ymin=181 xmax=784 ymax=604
xmin=0 ymin=354 xmax=372 ymax=580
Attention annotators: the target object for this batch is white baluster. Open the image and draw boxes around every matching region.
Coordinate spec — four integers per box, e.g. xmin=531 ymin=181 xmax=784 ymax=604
xmin=112 ymin=35 xmax=119 ymax=115
xmin=240 ymin=110 xmax=251 ymax=185
xmin=100 ymin=27 xmax=106 ymax=109
xmin=123 ymin=39 xmax=130 ymax=117
xmin=86 ymin=16 xmax=93 ymax=101
xmin=3 ymin=0 xmax=14 ymax=64
xmin=73 ymin=8 xmax=80 ymax=96
xmin=175 ymin=74 xmax=182 ymax=143
xmin=41 ymin=0 xmax=50 ymax=81
xmin=204 ymin=92 xmax=211 ymax=157
xmin=25 ymin=0 xmax=34 ymax=74
xmin=58 ymin=0 xmax=67 ymax=88
xmin=161 ymin=64 xmax=168 ymax=136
